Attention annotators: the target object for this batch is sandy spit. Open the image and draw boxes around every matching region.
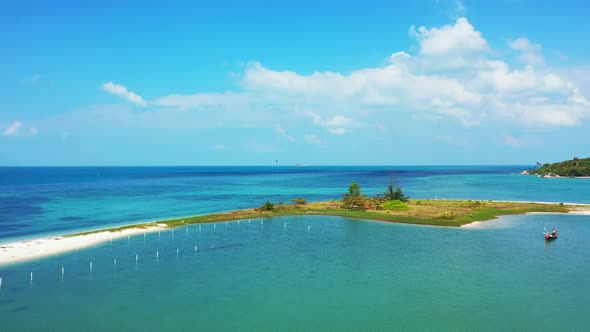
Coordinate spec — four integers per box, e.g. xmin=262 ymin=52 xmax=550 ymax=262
xmin=0 ymin=224 xmax=167 ymax=266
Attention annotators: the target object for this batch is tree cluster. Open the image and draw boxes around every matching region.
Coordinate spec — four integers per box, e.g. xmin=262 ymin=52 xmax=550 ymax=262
xmin=342 ymin=181 xmax=410 ymax=210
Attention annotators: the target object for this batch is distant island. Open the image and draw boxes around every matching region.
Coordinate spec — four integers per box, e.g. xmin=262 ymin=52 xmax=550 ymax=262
xmin=523 ymin=157 xmax=590 ymax=178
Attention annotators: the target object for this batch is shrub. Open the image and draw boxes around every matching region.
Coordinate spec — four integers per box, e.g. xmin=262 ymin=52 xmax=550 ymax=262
xmin=381 ymin=200 xmax=409 ymax=211
xmin=342 ymin=194 xmax=369 ymax=209
xmin=259 ymin=201 xmax=274 ymax=211
xmin=348 ymin=181 xmax=361 ymax=197
xmin=384 ymin=184 xmax=410 ymax=202
xmin=292 ymin=197 xmax=307 ymax=205
xmin=371 ymin=194 xmax=386 ymax=210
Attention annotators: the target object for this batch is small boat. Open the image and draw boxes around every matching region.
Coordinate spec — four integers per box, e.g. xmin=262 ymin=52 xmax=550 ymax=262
xmin=545 ymin=232 xmax=558 ymax=240
xmin=544 ymin=227 xmax=558 ymax=240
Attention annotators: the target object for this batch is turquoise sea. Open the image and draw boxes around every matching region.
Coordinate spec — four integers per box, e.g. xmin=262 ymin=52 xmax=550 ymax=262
xmin=1 ymin=166 xmax=589 ymax=331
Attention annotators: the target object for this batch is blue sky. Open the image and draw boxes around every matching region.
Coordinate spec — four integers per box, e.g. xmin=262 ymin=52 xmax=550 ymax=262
xmin=1 ymin=0 xmax=590 ymax=166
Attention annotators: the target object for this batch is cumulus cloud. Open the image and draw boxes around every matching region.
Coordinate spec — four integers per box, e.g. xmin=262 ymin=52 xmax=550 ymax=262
xmin=2 ymin=121 xmax=38 ymax=137
xmin=409 ymin=17 xmax=487 ymax=56
xmin=510 ymin=37 xmax=544 ymax=65
xmin=100 ymin=82 xmax=147 ymax=106
xmin=123 ymin=17 xmax=589 ymax=129
xmin=236 ymin=18 xmax=590 ymax=127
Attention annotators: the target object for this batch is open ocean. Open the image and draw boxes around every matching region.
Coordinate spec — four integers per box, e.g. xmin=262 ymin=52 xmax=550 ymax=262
xmin=1 ymin=166 xmax=589 ymax=331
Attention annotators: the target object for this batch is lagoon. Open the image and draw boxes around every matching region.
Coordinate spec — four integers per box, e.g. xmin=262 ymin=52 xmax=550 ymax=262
xmin=1 ymin=214 xmax=589 ymax=331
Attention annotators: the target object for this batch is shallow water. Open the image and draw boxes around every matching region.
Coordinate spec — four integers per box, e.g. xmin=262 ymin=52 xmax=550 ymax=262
xmin=1 ymin=214 xmax=589 ymax=331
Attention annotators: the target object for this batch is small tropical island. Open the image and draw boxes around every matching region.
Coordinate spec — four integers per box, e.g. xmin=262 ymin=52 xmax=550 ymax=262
xmin=524 ymin=157 xmax=590 ymax=178
xmin=74 ymin=181 xmax=585 ymax=233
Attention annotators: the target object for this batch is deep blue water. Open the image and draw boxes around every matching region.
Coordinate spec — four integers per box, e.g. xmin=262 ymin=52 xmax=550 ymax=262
xmin=1 ymin=166 xmax=590 ymax=242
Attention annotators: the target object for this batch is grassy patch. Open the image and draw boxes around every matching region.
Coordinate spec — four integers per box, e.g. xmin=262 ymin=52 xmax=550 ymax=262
xmin=66 ymin=199 xmax=579 ymax=236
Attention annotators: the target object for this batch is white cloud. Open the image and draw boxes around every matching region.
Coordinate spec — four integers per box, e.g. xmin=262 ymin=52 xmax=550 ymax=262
xmin=409 ymin=17 xmax=487 ymax=56
xmin=304 ymin=133 xmax=322 ymax=145
xmin=100 ymin=82 xmax=147 ymax=106
xmin=103 ymin=17 xmax=589 ymax=129
xmin=504 ymin=135 xmax=525 ymax=147
xmin=275 ymin=124 xmax=295 ymax=142
xmin=3 ymin=121 xmax=22 ymax=136
xmin=477 ymin=61 xmax=537 ymax=92
xmin=510 ymin=37 xmax=540 ymax=52
xmin=302 ymin=111 xmax=356 ymax=135
xmin=510 ymin=37 xmax=544 ymax=65
xmin=390 ymin=51 xmax=411 ymax=61
xmin=2 ymin=121 xmax=38 ymax=137
xmin=543 ymin=74 xmax=566 ymax=91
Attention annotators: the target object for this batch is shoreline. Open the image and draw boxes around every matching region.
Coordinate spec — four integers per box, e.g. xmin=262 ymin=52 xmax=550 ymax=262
xmin=0 ymin=224 xmax=167 ymax=267
xmin=461 ymin=209 xmax=590 ymax=228
xmin=1 ymin=199 xmax=589 ymax=266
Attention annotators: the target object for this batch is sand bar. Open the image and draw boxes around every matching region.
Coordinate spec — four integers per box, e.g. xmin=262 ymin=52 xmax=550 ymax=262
xmin=0 ymin=224 xmax=167 ymax=266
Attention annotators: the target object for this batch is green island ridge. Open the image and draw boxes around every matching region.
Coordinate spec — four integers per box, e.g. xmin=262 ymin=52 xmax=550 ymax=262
xmin=67 ymin=199 xmax=583 ymax=237
xmin=527 ymin=157 xmax=590 ymax=177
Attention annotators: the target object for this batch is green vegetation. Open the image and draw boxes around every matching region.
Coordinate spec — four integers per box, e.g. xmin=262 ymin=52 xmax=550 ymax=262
xmin=67 ymin=199 xmax=579 ymax=237
xmin=384 ymin=184 xmax=410 ymax=202
xmin=381 ymin=200 xmax=409 ymax=211
xmin=259 ymin=201 xmax=275 ymax=211
xmin=529 ymin=157 xmax=590 ymax=177
xmin=348 ymin=181 xmax=361 ymax=197
xmin=342 ymin=180 xmax=369 ymax=209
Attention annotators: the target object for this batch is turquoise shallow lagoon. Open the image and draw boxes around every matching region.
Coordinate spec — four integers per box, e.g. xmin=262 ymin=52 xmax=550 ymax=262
xmin=1 ymin=214 xmax=589 ymax=331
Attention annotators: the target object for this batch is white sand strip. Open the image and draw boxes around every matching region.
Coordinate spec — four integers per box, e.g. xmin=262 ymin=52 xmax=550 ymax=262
xmin=0 ymin=224 xmax=167 ymax=266
xmin=462 ymin=207 xmax=590 ymax=228
xmin=488 ymin=200 xmax=590 ymax=206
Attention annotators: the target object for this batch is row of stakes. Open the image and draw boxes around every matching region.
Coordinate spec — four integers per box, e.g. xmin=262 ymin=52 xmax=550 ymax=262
xmin=0 ymin=220 xmax=312 ymax=289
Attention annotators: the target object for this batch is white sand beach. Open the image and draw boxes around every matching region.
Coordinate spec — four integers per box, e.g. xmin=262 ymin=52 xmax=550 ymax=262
xmin=461 ymin=202 xmax=590 ymax=229
xmin=0 ymin=224 xmax=167 ymax=266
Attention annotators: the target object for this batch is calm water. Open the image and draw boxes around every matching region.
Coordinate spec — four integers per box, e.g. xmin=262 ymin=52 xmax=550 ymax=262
xmin=1 ymin=166 xmax=590 ymax=331
xmin=0 ymin=214 xmax=589 ymax=331
xmin=1 ymin=166 xmax=590 ymax=241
